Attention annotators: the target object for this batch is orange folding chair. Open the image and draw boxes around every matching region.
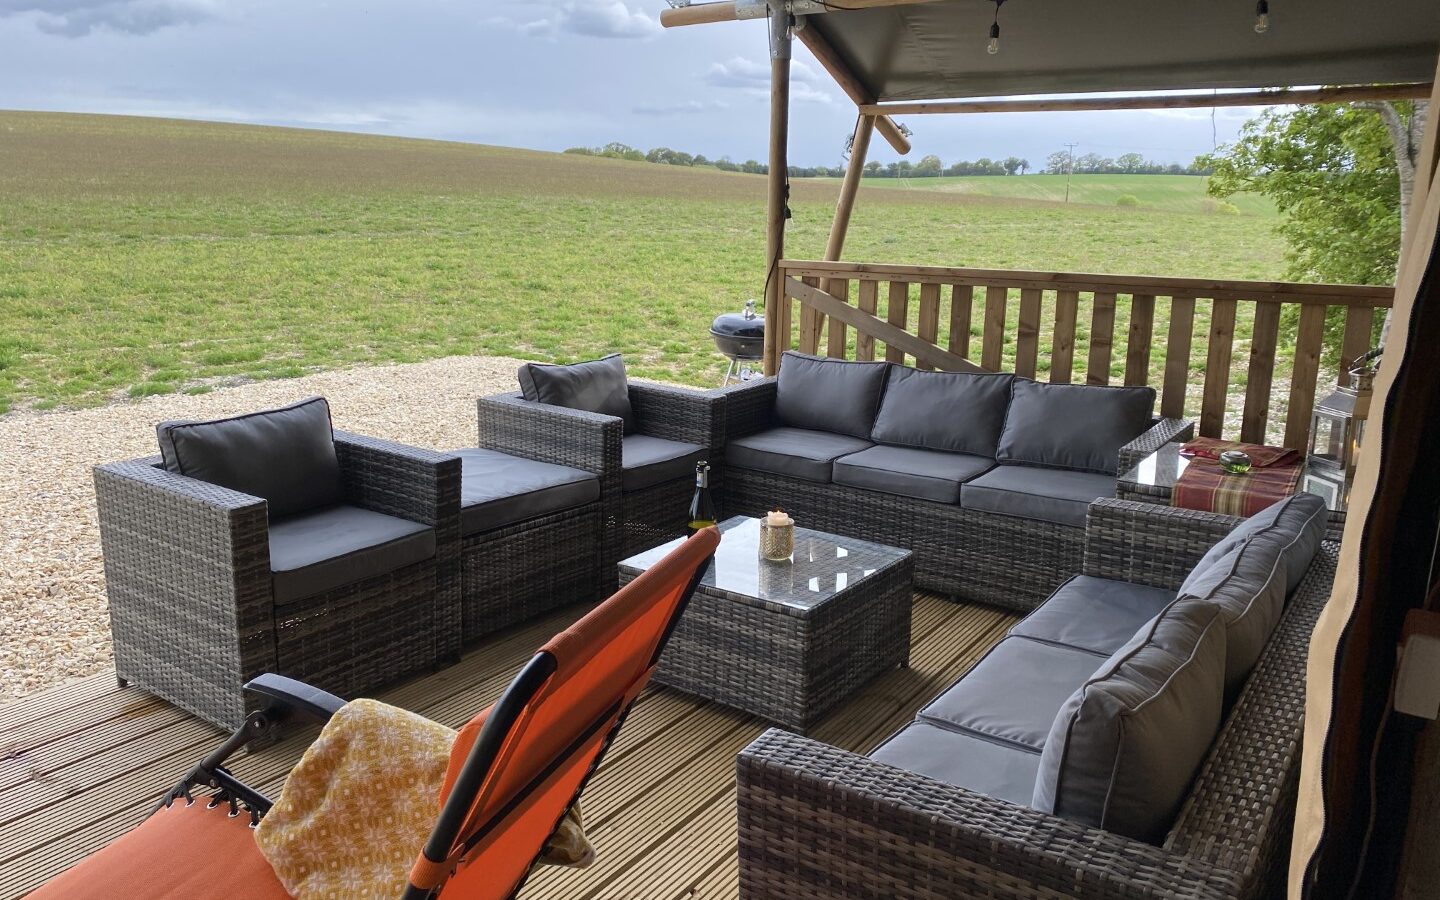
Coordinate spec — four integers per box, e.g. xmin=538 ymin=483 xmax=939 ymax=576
xmin=28 ymin=527 xmax=719 ymax=900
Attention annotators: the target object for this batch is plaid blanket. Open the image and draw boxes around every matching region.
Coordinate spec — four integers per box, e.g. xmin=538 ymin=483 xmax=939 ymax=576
xmin=1173 ymin=439 xmax=1303 ymax=517
xmin=1179 ymin=436 xmax=1300 ymax=468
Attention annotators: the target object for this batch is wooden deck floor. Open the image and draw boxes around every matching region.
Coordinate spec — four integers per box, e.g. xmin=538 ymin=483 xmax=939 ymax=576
xmin=0 ymin=593 xmax=1014 ymax=899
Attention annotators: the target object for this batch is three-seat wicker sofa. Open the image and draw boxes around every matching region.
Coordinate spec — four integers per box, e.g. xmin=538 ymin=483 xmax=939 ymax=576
xmin=718 ymin=352 xmax=1193 ymax=611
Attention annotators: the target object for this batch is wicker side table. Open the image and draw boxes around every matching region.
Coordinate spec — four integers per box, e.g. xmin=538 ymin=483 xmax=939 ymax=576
xmin=1118 ymin=442 xmax=1346 ymax=540
xmin=619 ymin=516 xmax=913 ymax=733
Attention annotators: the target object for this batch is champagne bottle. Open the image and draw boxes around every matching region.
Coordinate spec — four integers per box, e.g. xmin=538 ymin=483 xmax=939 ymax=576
xmin=687 ymin=461 xmax=717 ymax=533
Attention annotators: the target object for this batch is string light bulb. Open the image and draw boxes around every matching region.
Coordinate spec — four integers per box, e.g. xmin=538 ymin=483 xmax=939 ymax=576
xmin=987 ymin=0 xmax=1005 ymax=54
xmin=1254 ymin=0 xmax=1269 ymax=34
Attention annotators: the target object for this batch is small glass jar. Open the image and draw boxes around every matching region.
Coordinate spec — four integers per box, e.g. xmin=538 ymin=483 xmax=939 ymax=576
xmin=1219 ymin=450 xmax=1253 ymax=475
xmin=760 ymin=520 xmax=795 ymax=562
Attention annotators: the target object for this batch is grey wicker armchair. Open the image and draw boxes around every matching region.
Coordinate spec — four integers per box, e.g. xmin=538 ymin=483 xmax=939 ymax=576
xmin=735 ymin=499 xmax=1336 ymax=900
xmin=95 ymin=427 xmax=461 ymax=731
xmin=476 ymin=381 xmax=726 ymax=568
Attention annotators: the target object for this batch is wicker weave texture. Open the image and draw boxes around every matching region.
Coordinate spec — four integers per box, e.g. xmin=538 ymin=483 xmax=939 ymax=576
xmin=95 ymin=434 xmax=461 ymax=731
xmin=716 ymin=380 xmax=1188 ymax=613
xmin=460 ymin=502 xmax=604 ymax=643
xmin=478 ymin=384 xmax=727 ymax=573
xmin=625 ymin=552 xmax=912 ymax=732
xmin=735 ymin=502 xmax=1339 ymax=900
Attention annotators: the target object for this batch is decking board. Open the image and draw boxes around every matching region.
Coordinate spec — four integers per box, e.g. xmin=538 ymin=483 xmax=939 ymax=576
xmin=0 ymin=593 xmax=1014 ymax=899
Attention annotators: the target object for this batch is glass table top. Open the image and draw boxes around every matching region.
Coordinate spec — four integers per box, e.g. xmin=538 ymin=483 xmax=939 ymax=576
xmin=618 ymin=516 xmax=911 ymax=613
xmin=1120 ymin=441 xmax=1191 ymax=489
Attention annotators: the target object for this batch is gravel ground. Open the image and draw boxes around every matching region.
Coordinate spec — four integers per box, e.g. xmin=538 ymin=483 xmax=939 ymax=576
xmin=0 ymin=355 xmax=533 ymax=704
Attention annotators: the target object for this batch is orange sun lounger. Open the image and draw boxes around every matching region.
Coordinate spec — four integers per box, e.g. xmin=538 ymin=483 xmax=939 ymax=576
xmin=28 ymin=527 xmax=719 ymax=900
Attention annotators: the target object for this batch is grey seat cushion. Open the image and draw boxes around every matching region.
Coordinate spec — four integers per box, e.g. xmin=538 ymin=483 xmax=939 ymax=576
xmin=727 ymin=427 xmax=873 ymax=483
xmin=775 ymin=351 xmax=889 ymax=439
xmin=1010 ymin=575 xmax=1177 ymax=657
xmin=997 ymin=380 xmax=1155 ymax=475
xmin=871 ymin=367 xmax=1015 ymax=457
xmin=1181 ymin=493 xmax=1328 ymax=597
xmin=157 ymin=396 xmax=342 ymax=519
xmin=919 ymin=636 xmax=1104 ymax=752
xmin=833 ymin=445 xmax=993 ymax=504
xmin=269 ymin=504 xmax=436 ymax=606
xmin=869 ymin=721 xmax=1040 ymax=807
xmin=960 ymin=465 xmax=1116 ymax=527
xmin=1033 ymin=598 xmax=1227 ymax=843
xmin=517 ymin=353 xmax=636 ymax=434
xmin=622 ymin=434 xmax=706 ymax=492
xmin=455 ymin=448 xmax=600 ymax=537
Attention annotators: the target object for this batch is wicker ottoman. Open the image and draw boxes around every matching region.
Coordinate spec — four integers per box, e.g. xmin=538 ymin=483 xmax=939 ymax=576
xmin=619 ymin=516 xmax=913 ymax=733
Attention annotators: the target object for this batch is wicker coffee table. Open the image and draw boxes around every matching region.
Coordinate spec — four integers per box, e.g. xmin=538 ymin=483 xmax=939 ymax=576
xmin=619 ymin=516 xmax=913 ymax=732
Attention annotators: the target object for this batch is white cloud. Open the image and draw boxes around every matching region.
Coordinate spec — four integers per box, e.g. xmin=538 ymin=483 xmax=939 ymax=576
xmin=705 ymin=56 xmax=832 ymax=103
xmin=521 ymin=0 xmax=659 ymax=40
xmin=0 ymin=0 xmax=215 ymax=36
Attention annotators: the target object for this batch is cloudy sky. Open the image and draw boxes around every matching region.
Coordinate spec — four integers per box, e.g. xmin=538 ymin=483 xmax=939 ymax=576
xmin=0 ymin=0 xmax=1260 ymax=167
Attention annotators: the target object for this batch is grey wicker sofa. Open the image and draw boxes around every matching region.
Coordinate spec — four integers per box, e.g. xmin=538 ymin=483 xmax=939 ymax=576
xmin=736 ymin=496 xmax=1335 ymax=900
xmin=719 ymin=352 xmax=1193 ymax=612
xmin=95 ymin=398 xmax=461 ymax=731
xmin=477 ymin=362 xmax=726 ymax=567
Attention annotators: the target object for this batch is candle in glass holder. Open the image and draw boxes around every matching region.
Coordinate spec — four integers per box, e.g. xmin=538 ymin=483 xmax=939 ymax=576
xmin=760 ymin=509 xmax=795 ymax=561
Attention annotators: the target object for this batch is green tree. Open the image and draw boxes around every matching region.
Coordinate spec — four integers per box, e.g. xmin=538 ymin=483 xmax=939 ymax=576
xmin=914 ymin=154 xmax=943 ymax=176
xmin=1116 ymin=152 xmax=1146 ymax=173
xmin=1200 ymin=102 xmax=1426 ymax=286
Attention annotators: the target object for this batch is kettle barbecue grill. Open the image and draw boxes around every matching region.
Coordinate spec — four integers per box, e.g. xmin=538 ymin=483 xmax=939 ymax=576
xmin=711 ymin=298 xmax=766 ymax=385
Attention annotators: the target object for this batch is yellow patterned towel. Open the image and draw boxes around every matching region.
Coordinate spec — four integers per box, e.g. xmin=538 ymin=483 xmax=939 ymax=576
xmin=254 ymin=699 xmax=456 ymax=899
xmin=254 ymin=698 xmax=595 ymax=898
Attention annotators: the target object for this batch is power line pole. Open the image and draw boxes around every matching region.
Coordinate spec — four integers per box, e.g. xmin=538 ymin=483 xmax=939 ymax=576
xmin=1063 ymin=142 xmax=1078 ymax=203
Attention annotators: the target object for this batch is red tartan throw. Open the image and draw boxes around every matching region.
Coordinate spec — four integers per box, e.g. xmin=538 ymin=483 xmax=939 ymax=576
xmin=1179 ymin=437 xmax=1300 ymax=468
xmin=1173 ymin=439 xmax=1303 ymax=517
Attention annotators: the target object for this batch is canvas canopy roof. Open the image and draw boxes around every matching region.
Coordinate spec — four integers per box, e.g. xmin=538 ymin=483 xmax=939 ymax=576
xmin=807 ymin=0 xmax=1440 ymax=101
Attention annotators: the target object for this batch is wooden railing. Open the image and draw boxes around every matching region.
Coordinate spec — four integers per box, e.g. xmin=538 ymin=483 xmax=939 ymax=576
xmin=774 ymin=260 xmax=1395 ymax=448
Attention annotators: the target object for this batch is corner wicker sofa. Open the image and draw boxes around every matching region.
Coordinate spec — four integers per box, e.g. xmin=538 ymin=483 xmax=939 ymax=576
xmin=737 ymin=495 xmax=1336 ymax=900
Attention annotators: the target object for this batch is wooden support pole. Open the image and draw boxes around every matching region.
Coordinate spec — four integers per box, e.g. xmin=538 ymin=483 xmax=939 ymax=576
xmin=795 ymin=26 xmax=910 ymax=155
xmin=825 ymin=114 xmax=875 ymax=262
xmin=762 ymin=9 xmax=792 ymax=377
xmin=861 ymin=83 xmax=1435 ymax=116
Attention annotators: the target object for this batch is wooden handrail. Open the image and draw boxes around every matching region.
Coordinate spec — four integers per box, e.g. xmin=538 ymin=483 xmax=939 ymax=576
xmin=779 ymin=260 xmax=1395 ymax=308
xmin=775 ymin=260 xmax=1395 ymax=448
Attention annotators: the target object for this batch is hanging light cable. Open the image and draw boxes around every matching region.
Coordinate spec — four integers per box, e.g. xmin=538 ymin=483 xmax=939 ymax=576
xmin=1254 ymin=0 xmax=1270 ymax=34
xmin=987 ymin=0 xmax=1005 ymax=54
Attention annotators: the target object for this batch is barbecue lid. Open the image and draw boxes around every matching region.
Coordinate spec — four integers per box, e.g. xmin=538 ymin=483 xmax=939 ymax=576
xmin=711 ymin=300 xmax=765 ymax=338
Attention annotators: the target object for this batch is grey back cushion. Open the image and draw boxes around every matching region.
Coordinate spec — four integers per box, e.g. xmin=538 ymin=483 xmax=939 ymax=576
xmin=1181 ymin=493 xmax=1328 ymax=597
xmin=997 ymin=380 xmax=1155 ymax=474
xmin=1176 ymin=494 xmax=1327 ymax=697
xmin=1033 ymin=597 xmax=1227 ymax=843
xmin=871 ymin=367 xmax=1015 ymax=457
xmin=775 ymin=351 xmax=890 ymax=439
xmin=517 ymin=353 xmax=636 ymax=434
xmin=156 ymin=396 xmax=342 ymax=519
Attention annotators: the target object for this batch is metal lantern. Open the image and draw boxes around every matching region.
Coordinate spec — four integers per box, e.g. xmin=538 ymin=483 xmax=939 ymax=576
xmin=1307 ymin=385 xmax=1363 ymax=474
xmin=1303 ymin=348 xmax=1380 ymax=509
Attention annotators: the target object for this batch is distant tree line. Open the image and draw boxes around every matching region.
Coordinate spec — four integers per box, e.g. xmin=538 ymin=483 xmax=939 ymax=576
xmin=564 ymin=142 xmax=1212 ymax=178
xmin=1044 ymin=150 xmax=1214 ymax=176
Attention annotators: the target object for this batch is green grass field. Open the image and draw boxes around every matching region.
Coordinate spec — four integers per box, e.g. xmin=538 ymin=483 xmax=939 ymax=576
xmin=0 ymin=111 xmax=1289 ymax=414
xmin=862 ymin=173 xmax=1276 ymax=215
